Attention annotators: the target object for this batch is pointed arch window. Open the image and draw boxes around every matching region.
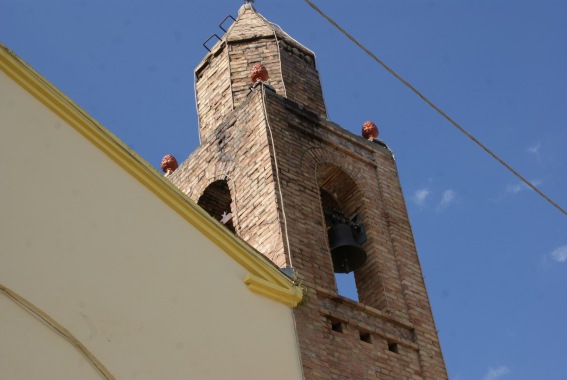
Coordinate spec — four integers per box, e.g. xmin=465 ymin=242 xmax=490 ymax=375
xmin=198 ymin=180 xmax=236 ymax=233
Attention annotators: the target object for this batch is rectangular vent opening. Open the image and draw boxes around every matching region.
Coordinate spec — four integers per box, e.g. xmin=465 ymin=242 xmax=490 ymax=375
xmin=328 ymin=317 xmax=345 ymax=333
xmin=388 ymin=341 xmax=399 ymax=353
xmin=359 ymin=331 xmax=372 ymax=343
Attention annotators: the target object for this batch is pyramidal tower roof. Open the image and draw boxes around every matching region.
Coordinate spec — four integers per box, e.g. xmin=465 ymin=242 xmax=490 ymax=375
xmin=228 ymin=4 xmax=313 ymax=54
xmin=226 ymin=3 xmax=275 ymax=42
xmin=200 ymin=3 xmax=314 ymax=64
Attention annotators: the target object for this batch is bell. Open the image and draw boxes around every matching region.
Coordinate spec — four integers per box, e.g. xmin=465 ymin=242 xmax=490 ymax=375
xmin=328 ymin=223 xmax=367 ymax=273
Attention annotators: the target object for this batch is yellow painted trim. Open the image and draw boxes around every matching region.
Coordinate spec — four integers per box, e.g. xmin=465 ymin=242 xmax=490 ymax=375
xmin=0 ymin=44 xmax=302 ymax=307
xmin=244 ymin=274 xmax=302 ymax=307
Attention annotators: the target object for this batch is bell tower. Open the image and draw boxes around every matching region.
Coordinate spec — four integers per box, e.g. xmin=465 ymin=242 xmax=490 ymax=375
xmin=169 ymin=4 xmax=448 ymax=379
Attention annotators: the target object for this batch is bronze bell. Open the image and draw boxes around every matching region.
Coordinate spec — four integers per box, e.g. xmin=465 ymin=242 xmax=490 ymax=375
xmin=328 ymin=223 xmax=367 ymax=273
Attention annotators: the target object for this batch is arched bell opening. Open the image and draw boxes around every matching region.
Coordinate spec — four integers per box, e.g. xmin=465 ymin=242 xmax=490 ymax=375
xmin=317 ymin=164 xmax=367 ymax=301
xmin=198 ymin=180 xmax=236 ymax=233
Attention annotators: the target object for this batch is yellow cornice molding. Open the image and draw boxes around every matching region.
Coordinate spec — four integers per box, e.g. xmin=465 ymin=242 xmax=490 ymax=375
xmin=0 ymin=44 xmax=302 ymax=307
xmin=244 ymin=274 xmax=302 ymax=307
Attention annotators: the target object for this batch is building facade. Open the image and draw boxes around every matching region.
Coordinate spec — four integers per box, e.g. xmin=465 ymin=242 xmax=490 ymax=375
xmin=0 ymin=44 xmax=303 ymax=380
xmin=170 ymin=4 xmax=448 ymax=379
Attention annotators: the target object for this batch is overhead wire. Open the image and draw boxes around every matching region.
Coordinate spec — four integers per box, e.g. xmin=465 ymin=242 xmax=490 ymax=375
xmin=259 ymin=84 xmax=294 ymax=269
xmin=304 ymin=0 xmax=567 ymax=218
xmin=0 ymin=282 xmax=116 ymax=380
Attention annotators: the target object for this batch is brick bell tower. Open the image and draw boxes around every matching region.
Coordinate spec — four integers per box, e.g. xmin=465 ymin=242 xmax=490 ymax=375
xmin=169 ymin=4 xmax=448 ymax=379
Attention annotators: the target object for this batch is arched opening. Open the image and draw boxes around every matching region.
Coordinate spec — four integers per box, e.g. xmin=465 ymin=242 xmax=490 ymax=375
xmin=198 ymin=180 xmax=236 ymax=233
xmin=317 ymin=164 xmax=367 ymax=301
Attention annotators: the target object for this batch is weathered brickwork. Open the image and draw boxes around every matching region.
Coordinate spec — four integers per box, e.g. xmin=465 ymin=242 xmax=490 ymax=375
xmin=172 ymin=4 xmax=448 ymax=379
xmin=229 ymin=39 xmax=283 ymax=109
xmin=171 ymin=92 xmax=288 ymax=267
xmin=261 ymin=89 xmax=447 ymax=379
xmin=278 ymin=40 xmax=326 ymax=117
xmin=194 ymin=4 xmax=326 ymax=142
xmin=195 ymin=42 xmax=232 ymax=140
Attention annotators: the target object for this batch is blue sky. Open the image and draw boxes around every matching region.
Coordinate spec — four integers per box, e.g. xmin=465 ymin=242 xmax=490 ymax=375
xmin=2 ymin=1 xmax=567 ymax=379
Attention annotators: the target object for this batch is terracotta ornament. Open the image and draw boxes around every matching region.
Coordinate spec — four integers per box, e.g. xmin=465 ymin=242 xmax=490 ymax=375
xmin=161 ymin=154 xmax=179 ymax=175
xmin=361 ymin=121 xmax=379 ymax=140
xmin=250 ymin=63 xmax=269 ymax=83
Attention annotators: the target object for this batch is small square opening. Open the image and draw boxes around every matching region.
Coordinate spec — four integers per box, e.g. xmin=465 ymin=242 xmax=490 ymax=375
xmin=329 ymin=317 xmax=345 ymax=333
xmin=388 ymin=341 xmax=399 ymax=353
xmin=331 ymin=321 xmax=343 ymax=333
xmin=360 ymin=331 xmax=372 ymax=343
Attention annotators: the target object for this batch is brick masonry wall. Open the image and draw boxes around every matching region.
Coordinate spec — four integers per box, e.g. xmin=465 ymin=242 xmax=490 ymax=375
xmin=278 ymin=39 xmax=326 ymax=117
xmin=229 ymin=38 xmax=284 ymax=109
xmin=195 ymin=43 xmax=233 ymax=141
xmin=170 ymin=92 xmax=288 ymax=267
xmin=262 ymin=89 xmax=447 ymax=379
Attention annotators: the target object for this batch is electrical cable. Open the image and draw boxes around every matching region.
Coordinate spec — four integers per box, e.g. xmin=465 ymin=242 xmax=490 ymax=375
xmin=0 ymin=282 xmax=116 ymax=380
xmin=272 ymin=32 xmax=288 ymax=98
xmin=259 ymin=84 xmax=294 ymax=269
xmin=194 ymin=70 xmax=201 ymax=145
xmin=304 ymin=0 xmax=567 ymax=217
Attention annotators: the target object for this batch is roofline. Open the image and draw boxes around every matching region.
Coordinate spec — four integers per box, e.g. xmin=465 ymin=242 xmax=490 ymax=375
xmin=0 ymin=44 xmax=303 ymax=307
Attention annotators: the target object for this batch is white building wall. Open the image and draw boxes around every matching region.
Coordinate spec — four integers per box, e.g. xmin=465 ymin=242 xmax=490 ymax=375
xmin=0 ymin=68 xmax=302 ymax=380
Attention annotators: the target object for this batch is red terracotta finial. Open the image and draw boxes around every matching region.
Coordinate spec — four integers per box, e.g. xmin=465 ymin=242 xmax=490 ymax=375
xmin=250 ymin=63 xmax=269 ymax=83
xmin=361 ymin=121 xmax=379 ymax=140
xmin=161 ymin=154 xmax=178 ymax=175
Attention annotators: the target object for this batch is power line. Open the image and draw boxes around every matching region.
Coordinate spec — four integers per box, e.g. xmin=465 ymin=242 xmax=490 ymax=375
xmin=304 ymin=0 xmax=567 ymax=218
